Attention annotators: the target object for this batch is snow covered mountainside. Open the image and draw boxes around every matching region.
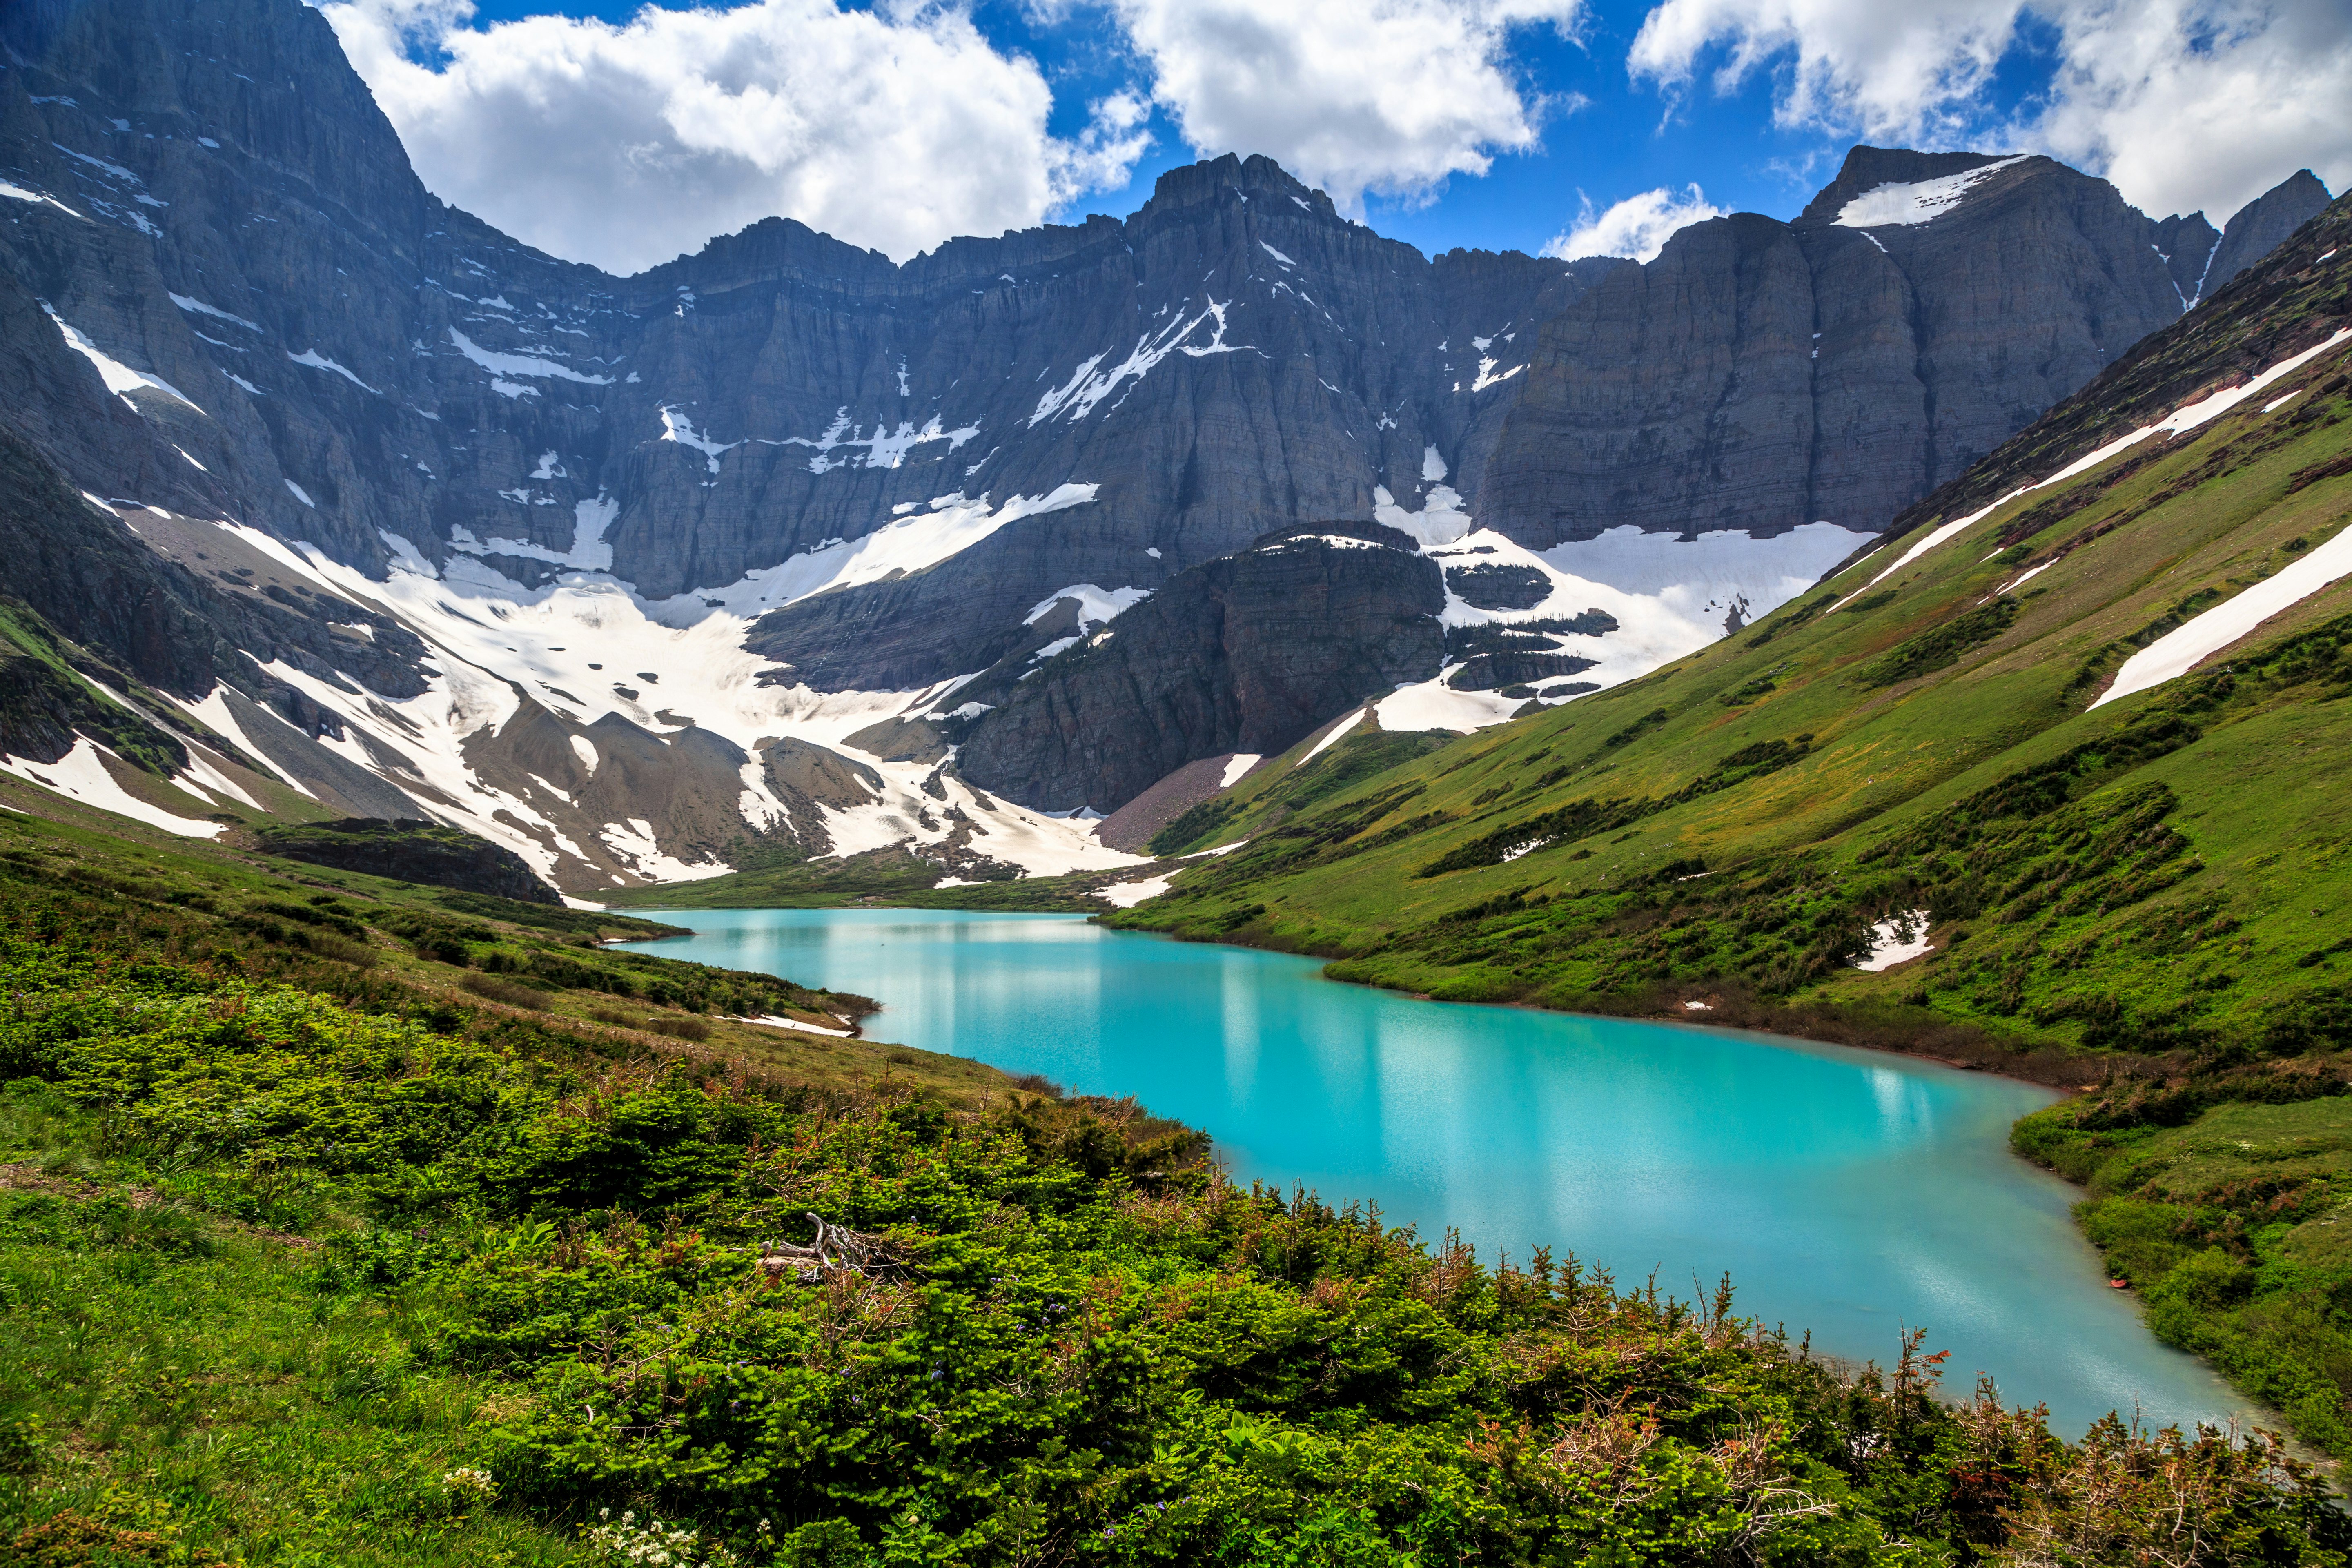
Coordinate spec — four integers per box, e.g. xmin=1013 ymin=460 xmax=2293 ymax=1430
xmin=0 ymin=0 xmax=2334 ymax=894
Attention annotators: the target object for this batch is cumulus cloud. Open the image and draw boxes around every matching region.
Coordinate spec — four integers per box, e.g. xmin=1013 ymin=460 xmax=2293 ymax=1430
xmin=1630 ymin=0 xmax=2023 ymax=143
xmin=321 ymin=0 xmax=1154 ymax=272
xmin=1545 ymin=183 xmax=1726 ymax=261
xmin=1626 ymin=0 xmax=2350 ymax=221
xmin=1106 ymin=0 xmax=1584 ymax=214
xmin=2029 ymin=0 xmax=2352 ymax=223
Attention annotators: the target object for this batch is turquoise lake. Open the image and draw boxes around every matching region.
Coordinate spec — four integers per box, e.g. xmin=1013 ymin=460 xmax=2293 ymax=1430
xmin=622 ymin=906 xmax=2241 ymax=1439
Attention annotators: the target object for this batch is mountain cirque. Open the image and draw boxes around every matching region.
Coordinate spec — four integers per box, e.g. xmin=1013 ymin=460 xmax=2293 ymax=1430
xmin=0 ymin=0 xmax=2331 ymax=892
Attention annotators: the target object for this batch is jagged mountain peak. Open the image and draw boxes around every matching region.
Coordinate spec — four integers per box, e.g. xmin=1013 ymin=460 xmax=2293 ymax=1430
xmin=0 ymin=0 xmax=2339 ymax=895
xmin=1793 ymin=144 xmax=2035 ymax=225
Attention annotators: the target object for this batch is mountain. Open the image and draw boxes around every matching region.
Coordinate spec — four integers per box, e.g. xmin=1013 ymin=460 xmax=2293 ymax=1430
xmin=1103 ymin=191 xmax=2352 ymax=1450
xmin=0 ymin=0 xmax=2332 ymax=891
xmin=1109 ymin=190 xmax=2352 ymax=1043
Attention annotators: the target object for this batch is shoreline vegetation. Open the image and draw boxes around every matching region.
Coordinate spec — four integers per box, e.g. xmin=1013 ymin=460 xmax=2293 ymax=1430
xmin=3 ymin=804 xmax=2351 ymax=1562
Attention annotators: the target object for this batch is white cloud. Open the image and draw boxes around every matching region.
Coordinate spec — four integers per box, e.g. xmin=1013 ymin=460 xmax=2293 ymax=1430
xmin=1627 ymin=0 xmax=2351 ymax=221
xmin=1106 ymin=0 xmax=1584 ymax=214
xmin=1630 ymin=0 xmax=2023 ymax=143
xmin=1545 ymin=182 xmax=1726 ymax=260
xmin=321 ymin=0 xmax=1153 ymax=271
xmin=2029 ymin=0 xmax=2352 ymax=223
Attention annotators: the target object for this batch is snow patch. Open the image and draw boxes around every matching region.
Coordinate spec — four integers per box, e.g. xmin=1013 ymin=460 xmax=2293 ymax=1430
xmin=44 ymin=305 xmax=203 ymax=414
xmin=1835 ymin=157 xmax=2029 ymax=227
xmin=1030 ymin=299 xmax=1250 ymax=425
xmin=2097 ymin=524 xmax=2352 ymax=707
xmin=1374 ymin=482 xmax=1472 ymax=548
xmin=1023 ymin=582 xmax=1153 ymax=628
xmin=448 ymin=327 xmax=612 ymax=385
xmin=1219 ymin=753 xmax=1261 ymax=789
xmin=173 ymin=746 xmax=261 ymax=810
xmin=659 ymin=407 xmax=737 ymax=474
xmin=1401 ymin=523 xmax=1871 ymax=706
xmin=286 ymin=348 xmax=376 ymax=393
xmin=1098 ymin=873 xmax=1174 ymax=908
xmin=169 ymin=293 xmax=257 ymax=331
xmin=772 ymin=407 xmax=981 ymax=473
xmin=1837 ymin=328 xmax=2352 ymax=608
xmin=1471 ymin=358 xmax=1525 ymax=392
xmin=1375 ymin=679 xmax=1521 ymax=733
xmin=1263 ymin=533 xmax=1385 ymax=552
xmin=734 ymin=1013 xmax=852 ymax=1036
xmin=599 ymin=817 xmax=731 ymax=882
xmin=1855 ymin=910 xmax=1934 ymax=971
xmin=175 ymin=686 xmax=316 ymax=800
xmin=0 ymin=737 xmax=224 ymax=837
xmin=0 ymin=180 xmax=85 ymax=218
xmin=644 ymin=486 xmax=1100 ymax=624
xmin=1303 ymin=708 xmax=1364 ymax=761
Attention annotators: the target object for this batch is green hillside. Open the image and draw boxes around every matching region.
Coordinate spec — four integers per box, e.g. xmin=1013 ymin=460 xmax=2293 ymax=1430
xmin=1107 ymin=195 xmax=2352 ymax=1455
xmin=1114 ymin=196 xmax=2352 ymax=1067
xmin=0 ymin=800 xmax=2346 ymax=1564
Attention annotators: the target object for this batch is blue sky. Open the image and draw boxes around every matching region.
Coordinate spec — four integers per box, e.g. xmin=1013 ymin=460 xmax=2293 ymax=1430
xmin=332 ymin=0 xmax=2348 ymax=276
xmin=452 ymin=0 xmax=1997 ymax=253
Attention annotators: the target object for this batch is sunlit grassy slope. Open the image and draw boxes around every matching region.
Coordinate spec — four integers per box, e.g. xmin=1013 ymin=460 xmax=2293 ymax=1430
xmin=1113 ymin=195 xmax=2352 ymax=1071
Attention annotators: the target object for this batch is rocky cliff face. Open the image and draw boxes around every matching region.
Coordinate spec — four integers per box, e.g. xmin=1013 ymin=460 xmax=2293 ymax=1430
xmin=955 ymin=523 xmax=1444 ymax=812
xmin=1475 ymin=148 xmax=2327 ymax=550
xmin=2204 ymin=170 xmax=2334 ymax=298
xmin=0 ymin=0 xmax=2335 ymax=874
xmin=254 ymin=817 xmax=564 ymax=904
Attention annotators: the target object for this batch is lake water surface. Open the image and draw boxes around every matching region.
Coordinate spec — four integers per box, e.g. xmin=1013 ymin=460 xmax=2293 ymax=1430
xmin=622 ymin=906 xmax=2241 ymax=1439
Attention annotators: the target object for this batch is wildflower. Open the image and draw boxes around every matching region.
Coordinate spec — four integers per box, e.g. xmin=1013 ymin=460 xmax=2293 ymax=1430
xmin=441 ymin=1467 xmax=498 ymax=1508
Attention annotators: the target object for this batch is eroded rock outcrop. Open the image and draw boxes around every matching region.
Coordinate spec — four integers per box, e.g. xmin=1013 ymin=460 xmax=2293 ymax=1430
xmin=955 ymin=523 xmax=1443 ymax=811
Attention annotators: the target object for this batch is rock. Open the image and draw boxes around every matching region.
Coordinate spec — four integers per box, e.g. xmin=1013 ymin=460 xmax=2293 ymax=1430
xmin=1092 ymin=754 xmax=1245 ymax=853
xmin=1448 ymin=651 xmax=1597 ymax=690
xmin=1444 ymin=563 xmax=1553 ymax=609
xmin=2153 ymin=212 xmax=2221 ymax=304
xmin=956 ymin=522 xmax=1444 ymax=811
xmin=840 ymin=717 xmax=951 ymax=765
xmin=254 ymin=817 xmax=564 ymax=904
xmin=2203 ymin=171 xmax=2334 ymax=298
xmin=0 ymin=0 xmax=2335 ymax=841
xmin=761 ymin=737 xmax=882 ymax=807
xmin=1480 ymin=149 xmax=2213 ymax=548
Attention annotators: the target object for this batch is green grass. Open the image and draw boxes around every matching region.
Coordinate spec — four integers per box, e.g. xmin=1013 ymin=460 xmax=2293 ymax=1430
xmin=0 ymin=1107 xmax=586 ymax=1565
xmin=0 ymin=799 xmax=1022 ymax=1111
xmin=604 ymin=845 xmax=1113 ymax=912
xmin=1105 ymin=295 xmax=2352 ymax=1070
xmin=2014 ymin=1093 xmax=2352 ymax=1458
xmin=1090 ymin=202 xmax=2352 ymax=1451
xmin=0 ymin=875 xmax=2345 ymax=1564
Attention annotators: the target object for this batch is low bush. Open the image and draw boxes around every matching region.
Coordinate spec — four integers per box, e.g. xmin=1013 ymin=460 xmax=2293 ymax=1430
xmin=461 ymin=972 xmax=552 ymax=1008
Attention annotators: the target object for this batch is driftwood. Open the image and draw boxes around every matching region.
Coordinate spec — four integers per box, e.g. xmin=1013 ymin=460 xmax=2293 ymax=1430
xmin=757 ymin=1212 xmax=893 ymax=1283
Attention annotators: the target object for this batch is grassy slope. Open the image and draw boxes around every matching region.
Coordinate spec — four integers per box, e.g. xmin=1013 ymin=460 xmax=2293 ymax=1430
xmin=1111 ymin=207 xmax=2352 ymax=1071
xmin=1105 ymin=198 xmax=2352 ymax=1456
xmin=0 ymin=781 xmax=1007 ymax=1102
xmin=0 ymin=819 xmax=2344 ymax=1564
